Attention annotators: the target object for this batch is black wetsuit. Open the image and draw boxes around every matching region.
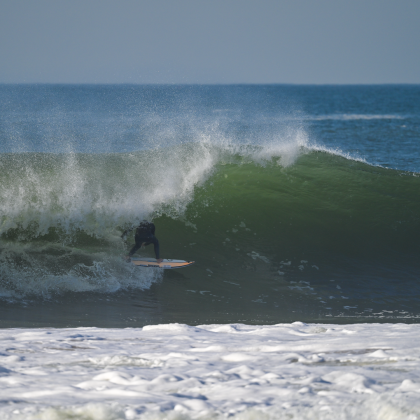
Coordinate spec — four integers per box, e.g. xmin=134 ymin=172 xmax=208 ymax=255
xmin=126 ymin=222 xmax=160 ymax=259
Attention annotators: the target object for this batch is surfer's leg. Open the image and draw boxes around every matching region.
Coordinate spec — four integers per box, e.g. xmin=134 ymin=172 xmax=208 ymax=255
xmin=144 ymin=236 xmax=160 ymax=259
xmin=128 ymin=235 xmax=146 ymax=257
xmin=128 ymin=243 xmax=141 ymax=257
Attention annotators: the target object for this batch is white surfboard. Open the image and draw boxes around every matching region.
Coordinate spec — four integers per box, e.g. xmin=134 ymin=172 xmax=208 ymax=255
xmin=130 ymin=257 xmax=194 ymax=269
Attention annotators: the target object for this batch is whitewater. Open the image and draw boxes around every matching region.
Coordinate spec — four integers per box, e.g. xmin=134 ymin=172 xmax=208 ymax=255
xmin=1 ymin=84 xmax=420 ymax=418
xmin=2 ymin=323 xmax=420 ymax=419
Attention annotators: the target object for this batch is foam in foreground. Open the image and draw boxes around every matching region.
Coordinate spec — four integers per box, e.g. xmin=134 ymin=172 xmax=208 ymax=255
xmin=1 ymin=323 xmax=420 ymax=419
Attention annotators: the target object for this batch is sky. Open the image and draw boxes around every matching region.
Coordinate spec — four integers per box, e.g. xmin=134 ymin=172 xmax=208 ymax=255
xmin=0 ymin=0 xmax=419 ymax=84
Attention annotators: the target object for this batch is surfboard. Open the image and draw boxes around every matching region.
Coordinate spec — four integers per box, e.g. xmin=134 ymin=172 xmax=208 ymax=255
xmin=130 ymin=258 xmax=195 ymax=269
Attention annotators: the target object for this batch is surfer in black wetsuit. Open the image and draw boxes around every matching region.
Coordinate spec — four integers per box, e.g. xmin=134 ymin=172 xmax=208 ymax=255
xmin=122 ymin=220 xmax=162 ymax=263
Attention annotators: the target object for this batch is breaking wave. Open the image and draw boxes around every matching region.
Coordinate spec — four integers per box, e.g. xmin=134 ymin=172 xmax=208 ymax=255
xmin=1 ymin=135 xmax=419 ymax=318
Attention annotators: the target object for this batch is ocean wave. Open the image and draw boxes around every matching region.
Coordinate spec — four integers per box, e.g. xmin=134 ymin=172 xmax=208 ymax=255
xmin=0 ymin=142 xmax=419 ymax=311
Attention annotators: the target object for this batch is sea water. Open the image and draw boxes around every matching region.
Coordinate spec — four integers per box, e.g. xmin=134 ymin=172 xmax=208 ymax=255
xmin=0 ymin=85 xmax=419 ymax=418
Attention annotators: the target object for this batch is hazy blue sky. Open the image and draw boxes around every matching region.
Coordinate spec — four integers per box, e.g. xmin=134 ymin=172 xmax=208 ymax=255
xmin=1 ymin=0 xmax=419 ymax=84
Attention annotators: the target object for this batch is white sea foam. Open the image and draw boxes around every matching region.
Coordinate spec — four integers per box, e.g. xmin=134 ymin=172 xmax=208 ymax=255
xmin=1 ymin=323 xmax=420 ymax=419
xmin=303 ymin=114 xmax=406 ymax=121
xmin=0 ymin=249 xmax=162 ymax=298
xmin=0 ymin=145 xmax=217 ymax=238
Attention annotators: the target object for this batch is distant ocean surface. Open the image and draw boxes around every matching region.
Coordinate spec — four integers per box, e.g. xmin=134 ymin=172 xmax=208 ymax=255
xmin=0 ymin=84 xmax=419 ymax=327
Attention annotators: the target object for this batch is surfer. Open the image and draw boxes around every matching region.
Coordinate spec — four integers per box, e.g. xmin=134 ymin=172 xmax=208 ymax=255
xmin=122 ymin=220 xmax=162 ymax=263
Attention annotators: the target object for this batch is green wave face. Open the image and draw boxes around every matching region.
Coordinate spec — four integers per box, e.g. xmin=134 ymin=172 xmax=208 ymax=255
xmin=188 ymin=152 xmax=420 ymax=261
xmin=157 ymin=152 xmax=420 ymax=318
xmin=1 ymin=147 xmax=419 ymax=319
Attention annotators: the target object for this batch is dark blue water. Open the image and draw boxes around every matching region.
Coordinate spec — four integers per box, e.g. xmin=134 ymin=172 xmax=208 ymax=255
xmin=0 ymin=84 xmax=419 ymax=327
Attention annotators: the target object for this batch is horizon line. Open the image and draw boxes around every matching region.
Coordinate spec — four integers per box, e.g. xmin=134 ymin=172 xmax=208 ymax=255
xmin=1 ymin=82 xmax=420 ymax=87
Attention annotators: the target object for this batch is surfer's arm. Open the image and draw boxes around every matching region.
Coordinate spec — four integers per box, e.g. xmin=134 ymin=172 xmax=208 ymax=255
xmin=121 ymin=227 xmax=134 ymax=239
